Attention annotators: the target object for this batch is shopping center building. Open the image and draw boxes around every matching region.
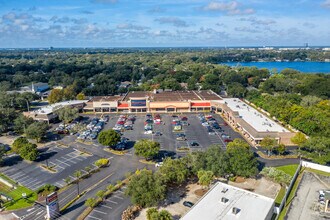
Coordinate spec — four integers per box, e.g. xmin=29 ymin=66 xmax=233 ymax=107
xmin=83 ymin=90 xmax=221 ymax=113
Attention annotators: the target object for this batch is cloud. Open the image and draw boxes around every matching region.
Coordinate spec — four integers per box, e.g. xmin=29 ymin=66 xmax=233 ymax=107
xmin=81 ymin=10 xmax=94 ymax=14
xmin=202 ymin=1 xmax=255 ymax=15
xmin=155 ymin=17 xmax=189 ymax=27
xmin=148 ymin=6 xmax=166 ymax=13
xmin=91 ymin=0 xmax=117 ymax=4
xmin=302 ymin=22 xmax=316 ymax=28
xmin=234 ymin=26 xmax=258 ymax=33
xmin=116 ymin=23 xmax=150 ymax=31
xmin=321 ymin=0 xmax=330 ymax=8
xmin=239 ymin=17 xmax=276 ymax=26
xmin=50 ymin=16 xmax=88 ymax=24
xmin=216 ymin=22 xmax=226 ymax=27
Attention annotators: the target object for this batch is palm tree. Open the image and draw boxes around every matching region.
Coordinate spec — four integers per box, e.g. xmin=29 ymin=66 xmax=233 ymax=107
xmin=96 ymin=190 xmax=105 ymax=202
xmin=73 ymin=170 xmax=82 ymax=196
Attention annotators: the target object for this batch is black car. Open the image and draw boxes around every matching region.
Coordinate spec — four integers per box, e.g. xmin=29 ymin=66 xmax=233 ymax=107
xmin=183 ymin=201 xmax=194 ymax=208
xmin=190 ymin=141 xmax=199 ymax=146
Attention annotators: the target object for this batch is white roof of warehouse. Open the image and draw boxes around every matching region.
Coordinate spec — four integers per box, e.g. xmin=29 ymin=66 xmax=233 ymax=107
xmin=33 ymin=100 xmax=88 ymax=115
xmin=223 ymin=98 xmax=289 ymax=133
xmin=181 ymin=182 xmax=274 ymax=220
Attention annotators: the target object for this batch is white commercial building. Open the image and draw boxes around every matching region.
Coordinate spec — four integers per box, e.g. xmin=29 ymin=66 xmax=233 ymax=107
xmin=181 ymin=182 xmax=275 ymax=220
xmin=24 ymin=100 xmax=88 ymax=123
xmin=213 ymin=98 xmax=295 ymax=146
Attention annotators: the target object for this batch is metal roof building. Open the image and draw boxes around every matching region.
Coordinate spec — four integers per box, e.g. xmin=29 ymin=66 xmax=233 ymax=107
xmin=181 ymin=182 xmax=275 ymax=220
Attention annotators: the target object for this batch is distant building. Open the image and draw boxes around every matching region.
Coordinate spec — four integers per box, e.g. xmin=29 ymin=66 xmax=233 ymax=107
xmin=21 ymin=82 xmax=50 ymax=93
xmin=24 ymin=100 xmax=88 ymax=123
xmin=181 ymin=182 xmax=275 ymax=220
xmin=119 ymin=81 xmax=132 ymax=89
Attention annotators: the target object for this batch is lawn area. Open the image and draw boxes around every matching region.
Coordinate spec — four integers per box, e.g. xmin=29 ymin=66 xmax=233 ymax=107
xmin=0 ymin=174 xmax=37 ymax=210
xmin=275 ymin=187 xmax=286 ymax=206
xmin=276 ymin=164 xmax=299 ymax=177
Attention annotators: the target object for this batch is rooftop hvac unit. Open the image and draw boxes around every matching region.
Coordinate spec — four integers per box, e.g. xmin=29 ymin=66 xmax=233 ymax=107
xmin=232 ymin=207 xmax=240 ymax=215
xmin=221 ymin=197 xmax=229 ymax=203
xmin=221 ymin=188 xmax=228 ymax=193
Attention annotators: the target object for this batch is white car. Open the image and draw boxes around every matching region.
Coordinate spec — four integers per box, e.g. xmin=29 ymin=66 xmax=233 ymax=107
xmin=155 ymin=162 xmax=163 ymax=167
xmin=144 ymin=130 xmax=153 ymax=134
xmin=202 ymin=122 xmax=209 ymax=127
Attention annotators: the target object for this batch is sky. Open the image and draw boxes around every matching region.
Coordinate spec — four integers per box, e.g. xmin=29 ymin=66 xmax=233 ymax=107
xmin=0 ymin=0 xmax=329 ymax=47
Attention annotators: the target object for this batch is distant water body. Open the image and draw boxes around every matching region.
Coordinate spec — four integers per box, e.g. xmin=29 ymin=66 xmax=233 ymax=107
xmin=220 ymin=62 xmax=330 ymax=73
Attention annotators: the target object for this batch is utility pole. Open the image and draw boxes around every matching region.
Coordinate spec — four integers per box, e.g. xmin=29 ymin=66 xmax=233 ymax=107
xmin=25 ymin=99 xmax=30 ymax=112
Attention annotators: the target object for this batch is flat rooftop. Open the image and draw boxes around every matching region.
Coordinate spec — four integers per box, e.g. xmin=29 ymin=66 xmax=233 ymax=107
xmin=91 ymin=96 xmax=124 ymax=102
xmin=181 ymin=182 xmax=275 ymax=220
xmin=223 ymin=98 xmax=289 ymax=133
xmin=124 ymin=90 xmax=222 ymax=102
xmin=32 ymin=100 xmax=88 ymax=115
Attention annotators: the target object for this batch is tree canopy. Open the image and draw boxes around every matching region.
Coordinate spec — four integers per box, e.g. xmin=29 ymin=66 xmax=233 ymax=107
xmin=55 ymin=106 xmax=78 ymax=124
xmin=25 ymin=122 xmax=49 ymax=142
xmin=125 ymin=169 xmax=166 ymax=207
xmin=97 ymin=129 xmax=121 ymax=147
xmin=134 ymin=139 xmax=160 ymax=159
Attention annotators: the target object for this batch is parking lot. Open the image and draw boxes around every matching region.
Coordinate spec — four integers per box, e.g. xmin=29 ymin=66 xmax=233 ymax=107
xmin=0 ymin=143 xmax=100 ymax=190
xmin=286 ymin=172 xmax=330 ymax=220
xmin=86 ymin=186 xmax=131 ymax=220
xmin=66 ymin=113 xmax=244 ymax=160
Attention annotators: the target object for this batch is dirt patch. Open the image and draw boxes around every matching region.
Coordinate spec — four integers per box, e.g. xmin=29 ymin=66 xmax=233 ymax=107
xmin=194 ymin=188 xmax=207 ymax=197
xmin=235 ymin=176 xmax=246 ymax=183
xmin=135 ymin=183 xmax=204 ymax=220
xmin=229 ymin=176 xmax=281 ymax=199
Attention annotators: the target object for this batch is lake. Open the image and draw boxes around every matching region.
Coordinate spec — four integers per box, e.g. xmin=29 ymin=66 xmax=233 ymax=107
xmin=220 ymin=62 xmax=330 ymax=73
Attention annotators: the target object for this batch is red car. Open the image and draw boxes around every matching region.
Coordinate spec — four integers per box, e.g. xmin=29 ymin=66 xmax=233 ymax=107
xmin=117 ymin=121 xmax=125 ymax=125
xmin=181 ymin=116 xmax=188 ymax=121
xmin=224 ymin=139 xmax=232 ymax=143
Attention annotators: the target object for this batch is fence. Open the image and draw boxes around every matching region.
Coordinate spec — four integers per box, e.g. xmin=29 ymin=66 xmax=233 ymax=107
xmin=275 ymin=162 xmax=302 ymax=218
xmin=301 ymin=161 xmax=330 ymax=173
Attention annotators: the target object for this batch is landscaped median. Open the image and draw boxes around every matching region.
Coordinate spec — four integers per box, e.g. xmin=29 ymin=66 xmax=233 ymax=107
xmin=103 ymin=147 xmax=127 ymax=155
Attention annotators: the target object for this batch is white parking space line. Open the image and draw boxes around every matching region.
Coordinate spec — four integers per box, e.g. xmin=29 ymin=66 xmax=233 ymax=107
xmin=100 ymin=204 xmax=112 ymax=209
xmin=107 ymin=200 xmax=118 ymax=204
xmin=93 ymin=210 xmax=107 ymax=215
xmin=29 ymin=181 xmax=43 ymax=188
xmin=19 ymin=178 xmax=39 ymax=186
xmin=113 ymin=195 xmax=123 ymax=200
xmin=56 ymin=159 xmax=71 ymax=167
xmin=87 ymin=216 xmax=102 ymax=220
xmin=11 ymin=172 xmax=26 ymax=179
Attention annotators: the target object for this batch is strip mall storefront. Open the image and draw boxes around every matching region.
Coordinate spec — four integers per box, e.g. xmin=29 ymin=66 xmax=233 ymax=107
xmin=85 ymin=100 xmax=216 ymax=113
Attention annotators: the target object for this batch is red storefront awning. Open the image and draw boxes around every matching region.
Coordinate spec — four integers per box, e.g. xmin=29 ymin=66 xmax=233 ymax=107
xmin=118 ymin=103 xmax=129 ymax=108
xmin=191 ymin=102 xmax=211 ymax=107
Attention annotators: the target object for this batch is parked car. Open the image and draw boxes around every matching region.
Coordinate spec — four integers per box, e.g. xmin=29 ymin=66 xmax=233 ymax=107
xmin=202 ymin=122 xmax=209 ymax=127
xmin=221 ymin=134 xmax=230 ymax=139
xmin=176 ymin=133 xmax=186 ymax=141
xmin=154 ymin=131 xmax=162 ymax=136
xmin=208 ymin=128 xmax=216 ymax=135
xmin=181 ymin=116 xmax=188 ymax=121
xmin=144 ymin=130 xmax=153 ymax=134
xmin=183 ymin=201 xmax=194 ymax=208
xmin=224 ymin=139 xmax=233 ymax=143
xmin=190 ymin=141 xmax=199 ymax=146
